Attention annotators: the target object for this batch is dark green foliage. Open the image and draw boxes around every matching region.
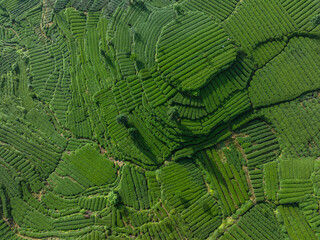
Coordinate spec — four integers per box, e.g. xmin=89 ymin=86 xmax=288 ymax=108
xmin=128 ymin=127 xmax=138 ymax=138
xmin=261 ymin=95 xmax=320 ymax=157
xmin=167 ymin=106 xmax=179 ymax=121
xmin=299 ymin=195 xmax=320 ymax=235
xmin=107 ymin=191 xmax=119 ymax=206
xmin=0 ymin=219 xmax=16 ymax=239
xmin=263 ymin=162 xmax=278 ymax=201
xmin=223 ymin=145 xmax=245 ymax=172
xmin=197 ymin=149 xmax=249 ymax=217
xmin=79 ymin=196 xmax=108 ymax=211
xmin=222 ymin=203 xmax=283 ymax=240
xmin=310 ymin=15 xmax=320 ymax=27
xmin=48 ymin=144 xmax=117 ymax=195
xmin=116 ymin=113 xmax=129 ymax=126
xmin=119 ymin=165 xmax=150 ymax=210
xmin=0 ymin=0 xmax=319 ymax=239
xmin=173 ymin=4 xmax=184 ymax=15
xmin=250 ymin=38 xmax=320 ymax=108
xmin=279 ymin=204 xmax=317 ymax=240
xmin=180 ymin=0 xmax=238 ymax=20
xmin=281 ymin=0 xmax=319 ymax=30
xmin=0 ymin=187 xmax=9 ymax=218
xmin=238 ymin=120 xmax=280 ymax=169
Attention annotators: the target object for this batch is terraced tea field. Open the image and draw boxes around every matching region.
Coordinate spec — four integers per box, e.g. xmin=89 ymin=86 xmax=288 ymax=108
xmin=0 ymin=0 xmax=319 ymax=239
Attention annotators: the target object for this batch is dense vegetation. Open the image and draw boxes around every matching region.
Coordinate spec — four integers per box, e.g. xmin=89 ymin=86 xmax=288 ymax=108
xmin=0 ymin=0 xmax=319 ymax=239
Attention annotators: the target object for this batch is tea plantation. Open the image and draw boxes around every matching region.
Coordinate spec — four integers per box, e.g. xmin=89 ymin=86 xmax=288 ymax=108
xmin=0 ymin=0 xmax=319 ymax=239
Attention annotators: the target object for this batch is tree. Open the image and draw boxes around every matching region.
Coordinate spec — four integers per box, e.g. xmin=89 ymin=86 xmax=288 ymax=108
xmin=107 ymin=191 xmax=119 ymax=206
xmin=128 ymin=127 xmax=138 ymax=138
xmin=167 ymin=106 xmax=179 ymax=121
xmin=127 ymin=0 xmax=135 ymax=6
xmin=310 ymin=14 xmax=320 ymax=27
xmin=173 ymin=4 xmax=184 ymax=15
xmin=116 ymin=113 xmax=128 ymax=125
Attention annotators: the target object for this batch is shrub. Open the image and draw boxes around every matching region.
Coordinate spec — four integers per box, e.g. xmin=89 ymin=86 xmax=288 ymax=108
xmin=116 ymin=113 xmax=128 ymax=125
xmin=167 ymin=107 xmax=179 ymax=121
xmin=128 ymin=127 xmax=138 ymax=138
xmin=310 ymin=14 xmax=320 ymax=27
xmin=173 ymin=4 xmax=183 ymax=15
